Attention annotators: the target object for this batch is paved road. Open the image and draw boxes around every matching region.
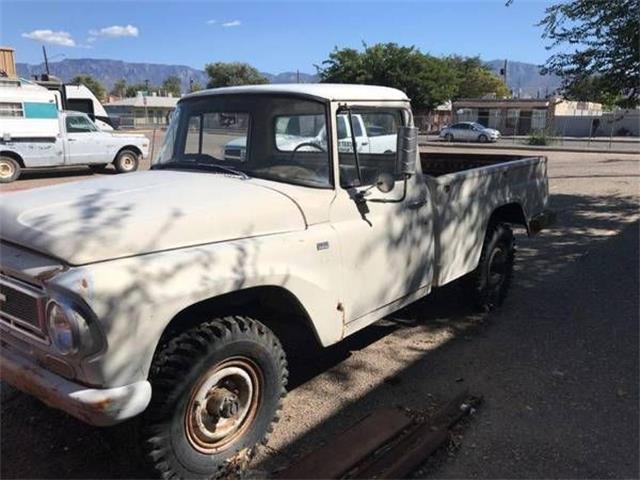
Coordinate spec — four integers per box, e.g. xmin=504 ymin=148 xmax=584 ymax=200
xmin=421 ymin=134 xmax=640 ymax=152
xmin=1 ymin=148 xmax=638 ymax=478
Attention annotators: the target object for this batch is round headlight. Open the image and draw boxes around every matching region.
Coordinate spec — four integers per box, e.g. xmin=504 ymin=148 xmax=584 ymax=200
xmin=47 ymin=302 xmax=78 ymax=355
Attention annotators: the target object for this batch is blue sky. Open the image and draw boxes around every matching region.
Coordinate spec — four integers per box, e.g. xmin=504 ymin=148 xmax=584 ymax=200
xmin=2 ymin=0 xmax=555 ymax=72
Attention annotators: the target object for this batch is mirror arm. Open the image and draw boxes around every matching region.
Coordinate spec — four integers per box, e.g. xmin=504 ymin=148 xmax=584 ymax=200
xmin=346 ymin=109 xmax=364 ymax=186
xmin=368 ymin=174 xmax=410 ymax=204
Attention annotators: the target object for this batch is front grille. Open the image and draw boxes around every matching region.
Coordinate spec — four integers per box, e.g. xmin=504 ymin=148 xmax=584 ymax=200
xmin=0 ymin=276 xmax=46 ymax=336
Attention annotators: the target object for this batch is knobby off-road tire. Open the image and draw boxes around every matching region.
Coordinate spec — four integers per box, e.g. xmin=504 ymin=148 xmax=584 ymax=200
xmin=113 ymin=149 xmax=139 ymax=173
xmin=467 ymin=222 xmax=515 ymax=311
xmin=141 ymin=316 xmax=288 ymax=479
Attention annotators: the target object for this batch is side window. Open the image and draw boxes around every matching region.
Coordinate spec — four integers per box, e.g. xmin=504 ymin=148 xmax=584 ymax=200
xmin=65 ymin=115 xmax=96 ymax=133
xmin=337 ymin=109 xmax=403 ymax=188
xmin=182 ymin=112 xmax=250 ymax=161
xmin=0 ymin=102 xmax=24 ymax=117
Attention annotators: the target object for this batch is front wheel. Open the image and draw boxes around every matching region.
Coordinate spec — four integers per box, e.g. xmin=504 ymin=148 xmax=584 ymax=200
xmin=466 ymin=223 xmax=514 ymax=311
xmin=141 ymin=316 xmax=287 ymax=479
xmin=113 ymin=149 xmax=139 ymax=173
xmin=0 ymin=156 xmax=21 ymax=183
xmin=478 ymin=134 xmax=488 ymax=143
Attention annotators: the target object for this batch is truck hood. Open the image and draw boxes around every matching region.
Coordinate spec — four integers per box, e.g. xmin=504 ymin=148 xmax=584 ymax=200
xmin=0 ymin=171 xmax=306 ymax=265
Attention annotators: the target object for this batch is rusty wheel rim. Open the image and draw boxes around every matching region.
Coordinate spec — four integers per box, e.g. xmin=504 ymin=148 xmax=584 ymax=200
xmin=185 ymin=357 xmax=262 ymax=454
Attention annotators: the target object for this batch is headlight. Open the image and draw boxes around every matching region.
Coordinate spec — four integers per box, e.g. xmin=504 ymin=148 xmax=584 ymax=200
xmin=47 ymin=301 xmax=84 ymax=355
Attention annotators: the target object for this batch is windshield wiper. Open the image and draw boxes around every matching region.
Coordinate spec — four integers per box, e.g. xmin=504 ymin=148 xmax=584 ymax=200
xmin=152 ymin=161 xmax=250 ymax=179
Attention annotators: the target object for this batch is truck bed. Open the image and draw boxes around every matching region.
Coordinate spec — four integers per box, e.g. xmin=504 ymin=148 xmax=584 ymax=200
xmin=420 ymin=152 xmax=549 ymax=288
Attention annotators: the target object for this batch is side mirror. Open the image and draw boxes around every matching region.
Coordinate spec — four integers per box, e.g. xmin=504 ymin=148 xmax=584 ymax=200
xmin=396 ymin=126 xmax=418 ymax=176
xmin=375 ymin=172 xmax=395 ymax=193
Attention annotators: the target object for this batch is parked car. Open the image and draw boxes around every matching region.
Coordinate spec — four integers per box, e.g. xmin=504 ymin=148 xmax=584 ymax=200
xmin=440 ymin=121 xmax=501 ymax=143
xmin=0 ymin=109 xmax=149 ymax=183
xmin=0 ymin=84 xmax=553 ymax=479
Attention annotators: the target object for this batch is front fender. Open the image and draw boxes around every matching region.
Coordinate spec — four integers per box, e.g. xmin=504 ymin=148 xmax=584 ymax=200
xmin=53 ymin=226 xmax=344 ymax=387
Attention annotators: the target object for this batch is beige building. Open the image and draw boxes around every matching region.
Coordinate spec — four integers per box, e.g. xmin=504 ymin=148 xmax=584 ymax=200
xmin=105 ymin=92 xmax=179 ymax=128
xmin=452 ymin=97 xmax=603 ymax=135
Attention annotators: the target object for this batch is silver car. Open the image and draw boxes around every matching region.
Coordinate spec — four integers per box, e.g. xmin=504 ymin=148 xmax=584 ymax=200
xmin=440 ymin=122 xmax=500 ymax=143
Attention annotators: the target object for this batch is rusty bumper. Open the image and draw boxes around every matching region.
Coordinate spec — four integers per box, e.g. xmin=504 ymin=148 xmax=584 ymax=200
xmin=0 ymin=346 xmax=151 ymax=426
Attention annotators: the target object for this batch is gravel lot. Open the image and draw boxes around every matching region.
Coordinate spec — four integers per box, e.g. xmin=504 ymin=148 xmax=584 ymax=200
xmin=1 ymin=146 xmax=638 ymax=478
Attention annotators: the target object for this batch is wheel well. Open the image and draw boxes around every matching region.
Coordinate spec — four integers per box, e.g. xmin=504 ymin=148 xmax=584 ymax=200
xmin=114 ymin=145 xmax=142 ymax=161
xmin=489 ymin=203 xmax=529 ymax=233
xmin=0 ymin=151 xmax=25 ymax=168
xmin=155 ymin=286 xmax=322 ymax=363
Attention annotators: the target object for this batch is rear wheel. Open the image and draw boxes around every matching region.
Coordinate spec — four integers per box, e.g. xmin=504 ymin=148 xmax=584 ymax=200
xmin=0 ymin=156 xmax=21 ymax=183
xmin=141 ymin=316 xmax=287 ymax=479
xmin=467 ymin=223 xmax=515 ymax=311
xmin=114 ymin=149 xmax=139 ymax=173
xmin=444 ymin=133 xmax=454 ymax=142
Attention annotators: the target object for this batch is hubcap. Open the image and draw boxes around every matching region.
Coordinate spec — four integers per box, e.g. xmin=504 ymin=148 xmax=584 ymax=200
xmin=185 ymin=358 xmax=262 ymax=453
xmin=0 ymin=161 xmax=15 ymax=179
xmin=121 ymin=154 xmax=135 ymax=171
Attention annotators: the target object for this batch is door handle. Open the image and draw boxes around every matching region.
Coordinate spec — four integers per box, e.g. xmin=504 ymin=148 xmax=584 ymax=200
xmin=407 ymin=199 xmax=428 ymax=209
xmin=68 ymin=138 xmax=77 ymax=142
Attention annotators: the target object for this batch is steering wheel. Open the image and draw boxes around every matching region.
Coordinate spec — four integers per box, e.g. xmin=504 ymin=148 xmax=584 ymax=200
xmin=290 ymin=142 xmax=326 ymax=164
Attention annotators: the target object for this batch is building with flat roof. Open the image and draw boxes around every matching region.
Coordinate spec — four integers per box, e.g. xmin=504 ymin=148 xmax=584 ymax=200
xmin=105 ymin=92 xmax=179 ymax=128
xmin=452 ymin=97 xmax=603 ymax=136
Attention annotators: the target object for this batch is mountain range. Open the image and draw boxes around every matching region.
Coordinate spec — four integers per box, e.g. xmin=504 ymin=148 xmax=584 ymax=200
xmin=16 ymin=58 xmax=561 ymax=98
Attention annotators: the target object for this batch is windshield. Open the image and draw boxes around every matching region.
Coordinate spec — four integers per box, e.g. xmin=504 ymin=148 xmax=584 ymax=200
xmin=154 ymin=94 xmax=332 ymax=188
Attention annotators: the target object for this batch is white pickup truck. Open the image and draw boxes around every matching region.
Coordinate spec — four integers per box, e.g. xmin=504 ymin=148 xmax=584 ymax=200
xmin=0 ymin=110 xmax=149 ymax=183
xmin=0 ymin=84 xmax=553 ymax=479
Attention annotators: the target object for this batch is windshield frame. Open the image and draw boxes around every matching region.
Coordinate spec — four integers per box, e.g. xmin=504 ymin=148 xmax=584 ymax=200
xmin=158 ymin=93 xmax=335 ymax=190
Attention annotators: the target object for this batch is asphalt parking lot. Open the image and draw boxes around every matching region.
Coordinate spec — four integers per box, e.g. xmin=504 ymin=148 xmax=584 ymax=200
xmin=1 ymin=146 xmax=638 ymax=478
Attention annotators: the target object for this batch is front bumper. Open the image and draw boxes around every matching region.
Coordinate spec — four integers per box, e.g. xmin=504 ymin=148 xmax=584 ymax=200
xmin=529 ymin=209 xmax=556 ymax=235
xmin=0 ymin=345 xmax=151 ymax=426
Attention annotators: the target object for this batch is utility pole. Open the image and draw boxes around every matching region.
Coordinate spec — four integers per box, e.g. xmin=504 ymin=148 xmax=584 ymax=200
xmin=500 ymin=59 xmax=508 ymax=90
xmin=296 ymin=69 xmax=300 ymax=83
xmin=42 ymin=45 xmax=50 ymax=75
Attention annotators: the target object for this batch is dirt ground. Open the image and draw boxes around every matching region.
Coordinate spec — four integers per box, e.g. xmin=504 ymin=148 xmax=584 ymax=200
xmin=1 ymin=146 xmax=638 ymax=478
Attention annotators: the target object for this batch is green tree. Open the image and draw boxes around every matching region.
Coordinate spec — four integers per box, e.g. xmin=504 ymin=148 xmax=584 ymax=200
xmin=111 ymin=79 xmax=127 ymax=97
xmin=125 ymin=83 xmax=156 ymax=97
xmin=71 ymin=75 xmax=106 ymax=101
xmin=446 ymin=56 xmax=510 ymax=99
xmin=162 ymin=75 xmax=182 ymax=96
xmin=205 ymin=62 xmax=268 ymax=88
xmin=537 ymin=0 xmax=639 ymax=107
xmin=317 ymin=43 xmax=458 ymax=111
xmin=189 ymin=80 xmax=203 ymax=93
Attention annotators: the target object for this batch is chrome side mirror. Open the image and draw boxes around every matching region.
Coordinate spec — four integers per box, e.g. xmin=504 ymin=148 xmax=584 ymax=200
xmin=396 ymin=126 xmax=418 ymax=176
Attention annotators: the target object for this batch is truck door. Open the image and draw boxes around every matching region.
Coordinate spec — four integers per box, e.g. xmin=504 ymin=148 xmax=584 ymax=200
xmin=330 ymin=106 xmax=435 ymax=324
xmin=64 ymin=114 xmax=109 ymax=165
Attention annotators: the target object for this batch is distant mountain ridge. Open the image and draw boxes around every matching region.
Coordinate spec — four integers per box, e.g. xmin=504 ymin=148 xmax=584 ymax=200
xmin=16 ymin=57 xmax=560 ymax=97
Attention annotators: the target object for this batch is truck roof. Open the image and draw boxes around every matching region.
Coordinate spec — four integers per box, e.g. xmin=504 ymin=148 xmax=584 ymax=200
xmin=183 ymin=83 xmax=409 ymax=103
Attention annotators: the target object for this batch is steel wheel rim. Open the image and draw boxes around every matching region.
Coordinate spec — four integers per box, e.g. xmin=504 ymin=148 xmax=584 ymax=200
xmin=185 ymin=357 xmax=262 ymax=453
xmin=0 ymin=161 xmax=15 ymax=179
xmin=121 ymin=154 xmax=136 ymax=171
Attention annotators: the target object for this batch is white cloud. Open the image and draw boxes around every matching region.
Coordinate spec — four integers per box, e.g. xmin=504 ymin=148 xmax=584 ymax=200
xmin=22 ymin=29 xmax=76 ymax=47
xmin=222 ymin=20 xmax=241 ymax=27
xmin=206 ymin=19 xmax=217 ymax=25
xmin=89 ymin=24 xmax=139 ymax=38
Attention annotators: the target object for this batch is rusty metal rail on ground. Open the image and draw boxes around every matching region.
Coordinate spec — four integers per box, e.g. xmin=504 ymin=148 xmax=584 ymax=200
xmin=275 ymin=391 xmax=482 ymax=479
